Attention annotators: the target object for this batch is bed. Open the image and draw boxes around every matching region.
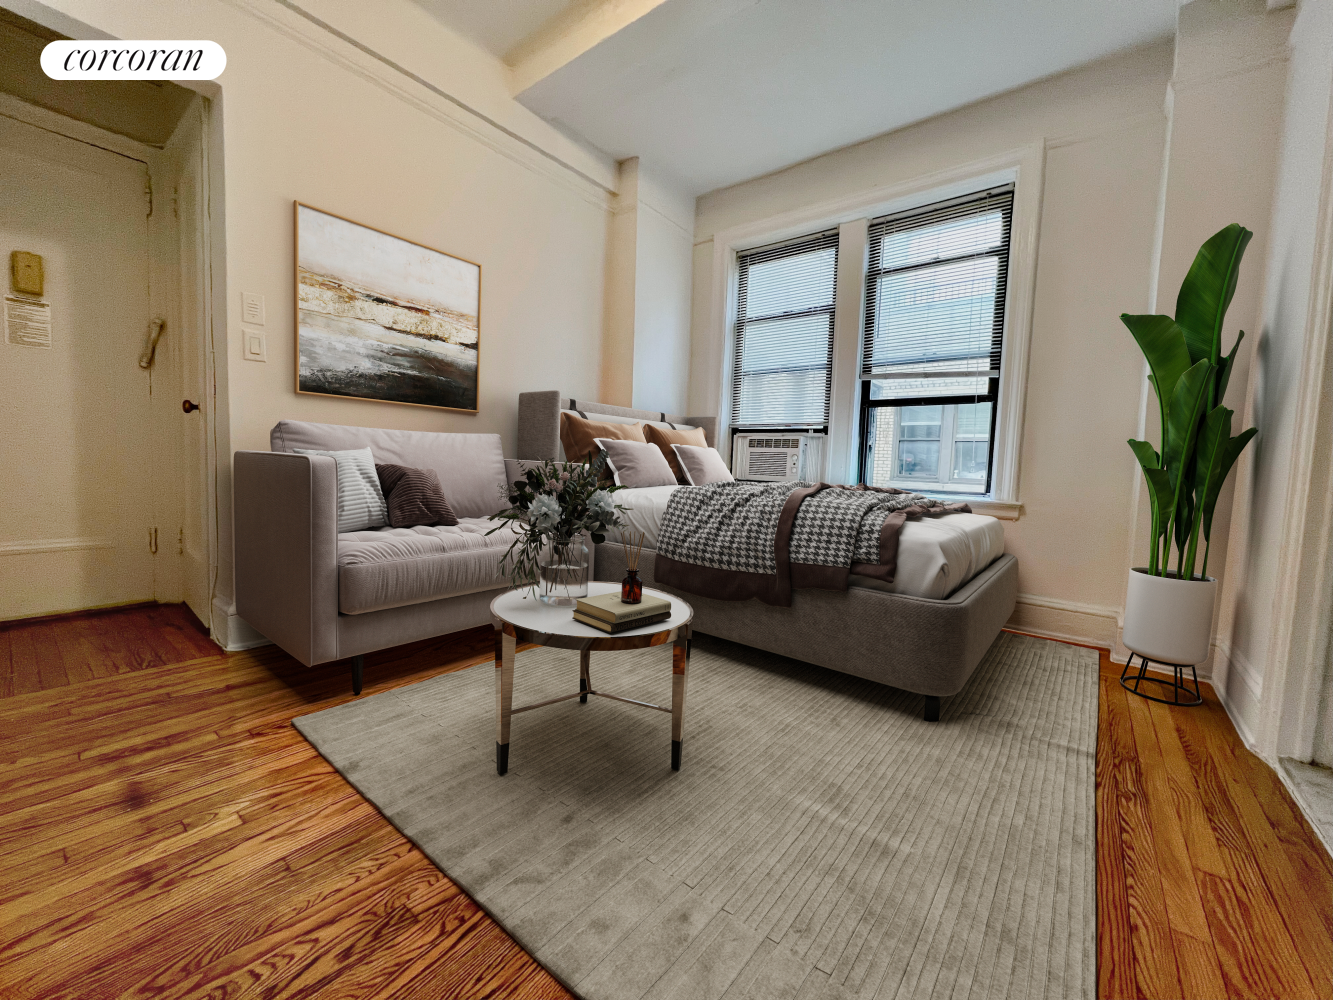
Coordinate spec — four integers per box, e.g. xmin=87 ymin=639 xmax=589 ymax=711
xmin=516 ymin=391 xmax=1018 ymax=719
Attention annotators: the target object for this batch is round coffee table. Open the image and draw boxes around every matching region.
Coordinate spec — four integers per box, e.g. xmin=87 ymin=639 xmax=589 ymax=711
xmin=489 ymin=582 xmax=693 ymax=776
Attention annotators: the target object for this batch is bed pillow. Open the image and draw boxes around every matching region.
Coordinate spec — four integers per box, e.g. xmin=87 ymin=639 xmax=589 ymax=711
xmin=376 ymin=464 xmax=459 ymax=528
xmin=672 ymin=444 xmax=735 ymax=486
xmin=594 ymin=438 xmax=678 ymax=488
xmin=560 ymin=412 xmax=646 ymax=465
xmin=292 ymin=447 xmax=387 ymax=532
xmin=643 ymin=423 xmax=707 ymax=481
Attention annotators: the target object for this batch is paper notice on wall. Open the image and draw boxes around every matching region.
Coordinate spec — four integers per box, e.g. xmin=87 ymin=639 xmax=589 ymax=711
xmin=5 ymin=296 xmax=51 ymax=349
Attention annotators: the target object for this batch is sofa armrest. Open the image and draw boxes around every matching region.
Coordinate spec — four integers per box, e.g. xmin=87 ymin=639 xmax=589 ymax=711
xmin=233 ymin=450 xmax=340 ymax=666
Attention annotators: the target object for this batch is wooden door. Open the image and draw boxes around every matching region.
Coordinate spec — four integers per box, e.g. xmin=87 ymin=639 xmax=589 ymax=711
xmin=0 ymin=113 xmax=155 ymax=618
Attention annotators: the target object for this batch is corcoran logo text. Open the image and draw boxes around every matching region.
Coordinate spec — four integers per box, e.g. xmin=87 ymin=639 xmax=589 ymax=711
xmin=41 ymin=40 xmax=226 ymax=80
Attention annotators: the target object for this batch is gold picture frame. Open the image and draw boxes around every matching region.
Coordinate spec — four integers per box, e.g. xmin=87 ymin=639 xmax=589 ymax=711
xmin=294 ymin=202 xmax=481 ymax=413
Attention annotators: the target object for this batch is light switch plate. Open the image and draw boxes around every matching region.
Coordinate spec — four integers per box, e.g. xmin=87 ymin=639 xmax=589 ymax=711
xmin=242 ymin=327 xmax=267 ymax=362
xmin=242 ymin=292 xmax=265 ymax=326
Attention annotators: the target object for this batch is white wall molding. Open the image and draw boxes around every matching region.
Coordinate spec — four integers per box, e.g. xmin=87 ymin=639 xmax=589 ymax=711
xmin=1016 ymin=592 xmax=1119 ymax=621
xmin=1212 ymin=640 xmax=1262 ymax=749
xmin=1254 ymin=45 xmax=1333 ymax=760
xmin=1044 ymin=109 xmax=1168 ymax=152
xmin=0 ymin=537 xmax=113 ymax=556
xmin=222 ymin=0 xmax=616 ymax=209
xmin=213 ymin=597 xmax=272 ymax=651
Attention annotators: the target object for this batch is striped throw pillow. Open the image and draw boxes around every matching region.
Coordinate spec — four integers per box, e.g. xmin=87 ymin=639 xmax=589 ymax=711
xmin=293 ymin=447 xmax=387 ymax=532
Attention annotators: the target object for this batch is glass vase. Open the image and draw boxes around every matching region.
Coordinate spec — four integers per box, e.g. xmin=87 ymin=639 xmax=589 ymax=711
xmin=621 ymin=568 xmax=642 ymax=604
xmin=537 ymin=536 xmax=589 ymax=607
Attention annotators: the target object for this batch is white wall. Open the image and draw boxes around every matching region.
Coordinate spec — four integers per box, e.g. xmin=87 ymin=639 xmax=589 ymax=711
xmin=601 ymin=156 xmax=696 ymax=414
xmin=1133 ymin=0 xmax=1294 ymax=734
xmin=632 ymin=169 xmax=694 ymax=416
xmin=37 ymin=0 xmax=629 ymax=643
xmin=692 ymin=42 xmax=1175 ymax=648
xmin=1217 ymin=0 xmax=1333 ymax=750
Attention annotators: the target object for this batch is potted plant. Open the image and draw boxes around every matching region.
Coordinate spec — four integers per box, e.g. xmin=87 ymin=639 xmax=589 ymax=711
xmin=488 ymin=457 xmax=625 ymax=606
xmin=1120 ymin=223 xmax=1258 ymax=686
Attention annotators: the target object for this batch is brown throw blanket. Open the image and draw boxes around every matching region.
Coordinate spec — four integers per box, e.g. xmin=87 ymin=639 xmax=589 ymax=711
xmin=654 ymin=481 xmax=970 ymax=607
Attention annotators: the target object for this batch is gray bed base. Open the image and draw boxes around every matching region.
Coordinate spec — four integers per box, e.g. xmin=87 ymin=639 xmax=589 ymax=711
xmin=516 ymin=391 xmax=1018 ymax=719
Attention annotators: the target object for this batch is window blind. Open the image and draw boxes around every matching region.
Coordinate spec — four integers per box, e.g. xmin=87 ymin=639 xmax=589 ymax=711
xmin=861 ymin=186 xmax=1013 ymax=405
xmin=732 ymin=229 xmax=838 ymax=428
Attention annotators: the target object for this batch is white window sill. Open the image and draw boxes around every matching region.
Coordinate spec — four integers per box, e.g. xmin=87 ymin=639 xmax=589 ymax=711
xmin=915 ymin=494 xmax=1024 ymax=520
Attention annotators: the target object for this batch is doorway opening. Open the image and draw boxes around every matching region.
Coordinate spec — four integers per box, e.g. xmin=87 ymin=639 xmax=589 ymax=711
xmin=0 ymin=7 xmax=220 ymax=636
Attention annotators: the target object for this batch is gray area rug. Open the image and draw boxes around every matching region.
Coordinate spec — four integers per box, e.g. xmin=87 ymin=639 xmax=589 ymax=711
xmin=295 ymin=631 xmax=1096 ymax=1000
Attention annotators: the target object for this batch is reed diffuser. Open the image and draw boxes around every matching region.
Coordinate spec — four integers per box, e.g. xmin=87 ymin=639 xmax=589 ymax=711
xmin=620 ymin=530 xmax=644 ymax=603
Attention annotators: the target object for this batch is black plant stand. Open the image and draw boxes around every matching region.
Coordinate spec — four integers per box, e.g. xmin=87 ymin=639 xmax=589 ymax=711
xmin=1120 ymin=652 xmax=1202 ymax=706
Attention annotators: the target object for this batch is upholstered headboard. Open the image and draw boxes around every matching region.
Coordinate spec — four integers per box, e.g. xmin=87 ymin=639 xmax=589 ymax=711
xmin=517 ymin=390 xmax=718 ymax=461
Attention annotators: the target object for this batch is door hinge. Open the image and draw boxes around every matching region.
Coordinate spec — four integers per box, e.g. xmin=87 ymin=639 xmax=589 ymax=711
xmin=145 ymin=176 xmax=153 ymax=217
xmin=148 ymin=527 xmax=158 ymax=554
xmin=178 ymin=526 xmax=184 ymax=555
xmin=172 ymin=185 xmax=179 ymax=219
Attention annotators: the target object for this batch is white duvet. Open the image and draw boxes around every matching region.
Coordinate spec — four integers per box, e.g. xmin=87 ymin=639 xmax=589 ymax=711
xmin=606 ymin=485 xmax=1004 ymax=600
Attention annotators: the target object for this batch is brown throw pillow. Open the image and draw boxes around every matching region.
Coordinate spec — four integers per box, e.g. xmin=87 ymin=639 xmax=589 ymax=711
xmin=643 ymin=423 xmax=707 ymax=481
xmin=560 ymin=412 xmax=646 ymax=465
xmin=375 ymin=464 xmax=459 ymax=527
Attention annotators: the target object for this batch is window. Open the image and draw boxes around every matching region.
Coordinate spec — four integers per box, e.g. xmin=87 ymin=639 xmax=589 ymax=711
xmin=859 ymin=186 xmax=1013 ymax=494
xmin=731 ymin=229 xmax=838 ymax=430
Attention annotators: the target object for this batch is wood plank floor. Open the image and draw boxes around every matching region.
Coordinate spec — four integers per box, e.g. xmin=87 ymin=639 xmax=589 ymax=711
xmin=0 ymin=605 xmax=1328 ymax=999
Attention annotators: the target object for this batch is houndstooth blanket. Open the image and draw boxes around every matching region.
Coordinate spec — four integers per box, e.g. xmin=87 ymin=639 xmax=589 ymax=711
xmin=654 ymin=481 xmax=970 ymax=606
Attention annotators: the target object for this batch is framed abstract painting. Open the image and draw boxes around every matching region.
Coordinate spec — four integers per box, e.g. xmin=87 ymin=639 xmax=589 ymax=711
xmin=294 ymin=203 xmax=480 ymax=412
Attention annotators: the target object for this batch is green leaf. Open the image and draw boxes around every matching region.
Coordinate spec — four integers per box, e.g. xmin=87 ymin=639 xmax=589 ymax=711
xmin=1216 ymin=330 xmax=1244 ymax=404
xmin=1121 ymin=314 xmax=1193 ymax=434
xmin=1175 ymin=223 xmax=1253 ymax=367
xmin=1130 ymin=438 xmax=1171 ymax=573
xmin=1201 ymin=424 xmax=1258 ymax=545
xmin=1163 ymin=359 xmax=1212 ymax=492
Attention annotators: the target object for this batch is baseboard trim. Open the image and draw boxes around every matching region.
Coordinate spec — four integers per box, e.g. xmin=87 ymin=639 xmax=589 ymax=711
xmin=1210 ymin=638 xmax=1261 ymax=750
xmin=211 ymin=597 xmax=273 ymax=652
xmin=0 ymin=536 xmax=113 ymax=556
xmin=1016 ymin=593 xmax=1120 ymax=620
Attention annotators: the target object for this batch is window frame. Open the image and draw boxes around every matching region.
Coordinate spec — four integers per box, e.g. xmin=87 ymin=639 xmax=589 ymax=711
xmin=856 ymin=186 xmax=1014 ymax=495
xmin=730 ymin=228 xmax=840 ymax=432
xmin=864 ymin=401 xmax=999 ymax=495
xmin=705 ymin=144 xmax=1042 ymax=519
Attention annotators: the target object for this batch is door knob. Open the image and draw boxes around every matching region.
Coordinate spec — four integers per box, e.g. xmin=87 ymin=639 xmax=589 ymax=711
xmin=182 ymin=400 xmax=200 ymax=413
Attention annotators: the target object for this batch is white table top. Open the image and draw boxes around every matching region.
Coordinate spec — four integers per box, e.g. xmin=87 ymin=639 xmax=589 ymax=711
xmin=490 ymin=582 xmax=692 ymax=639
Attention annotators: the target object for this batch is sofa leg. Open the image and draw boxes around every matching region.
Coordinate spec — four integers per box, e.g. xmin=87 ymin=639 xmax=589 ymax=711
xmin=351 ymin=655 xmax=364 ymax=696
xmin=923 ymin=695 xmax=940 ymax=722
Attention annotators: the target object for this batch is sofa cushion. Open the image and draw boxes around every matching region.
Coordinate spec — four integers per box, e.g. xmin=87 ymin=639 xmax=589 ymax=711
xmin=271 ymin=421 xmax=506 ymax=519
xmin=292 ymin=447 xmax=388 ymax=532
xmin=337 ymin=517 xmax=513 ymax=615
xmin=377 ymin=464 xmax=459 ymax=527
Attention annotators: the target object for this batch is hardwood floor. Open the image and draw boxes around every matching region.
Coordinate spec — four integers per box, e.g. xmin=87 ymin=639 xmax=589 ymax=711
xmin=0 ymin=605 xmax=1328 ymax=999
xmin=1097 ymin=651 xmax=1332 ymax=1000
xmin=0 ymin=604 xmax=572 ymax=1000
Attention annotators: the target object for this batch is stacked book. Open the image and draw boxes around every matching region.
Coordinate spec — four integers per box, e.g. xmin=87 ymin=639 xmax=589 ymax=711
xmin=573 ymin=592 xmax=672 ymax=633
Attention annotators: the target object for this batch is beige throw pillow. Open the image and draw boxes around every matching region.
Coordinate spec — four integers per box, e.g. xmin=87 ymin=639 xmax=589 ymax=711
xmin=642 ymin=423 xmax=707 ymax=481
xmin=671 ymin=444 xmax=734 ymax=486
xmin=594 ymin=438 xmax=678 ymax=488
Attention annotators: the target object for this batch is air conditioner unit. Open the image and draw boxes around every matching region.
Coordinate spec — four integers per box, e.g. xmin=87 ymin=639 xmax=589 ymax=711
xmin=733 ymin=434 xmax=807 ymax=481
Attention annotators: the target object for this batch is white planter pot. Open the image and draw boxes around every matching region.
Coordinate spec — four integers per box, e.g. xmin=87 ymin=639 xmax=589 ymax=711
xmin=1122 ymin=568 xmax=1216 ymax=665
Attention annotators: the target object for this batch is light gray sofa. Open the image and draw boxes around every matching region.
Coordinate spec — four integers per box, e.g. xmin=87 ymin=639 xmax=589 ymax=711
xmin=234 ymin=420 xmax=523 ymax=693
xmin=517 ymin=391 xmax=1018 ymax=720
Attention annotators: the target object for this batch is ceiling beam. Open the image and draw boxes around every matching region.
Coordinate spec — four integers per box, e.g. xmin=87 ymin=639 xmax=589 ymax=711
xmin=507 ymin=0 xmax=672 ymax=95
